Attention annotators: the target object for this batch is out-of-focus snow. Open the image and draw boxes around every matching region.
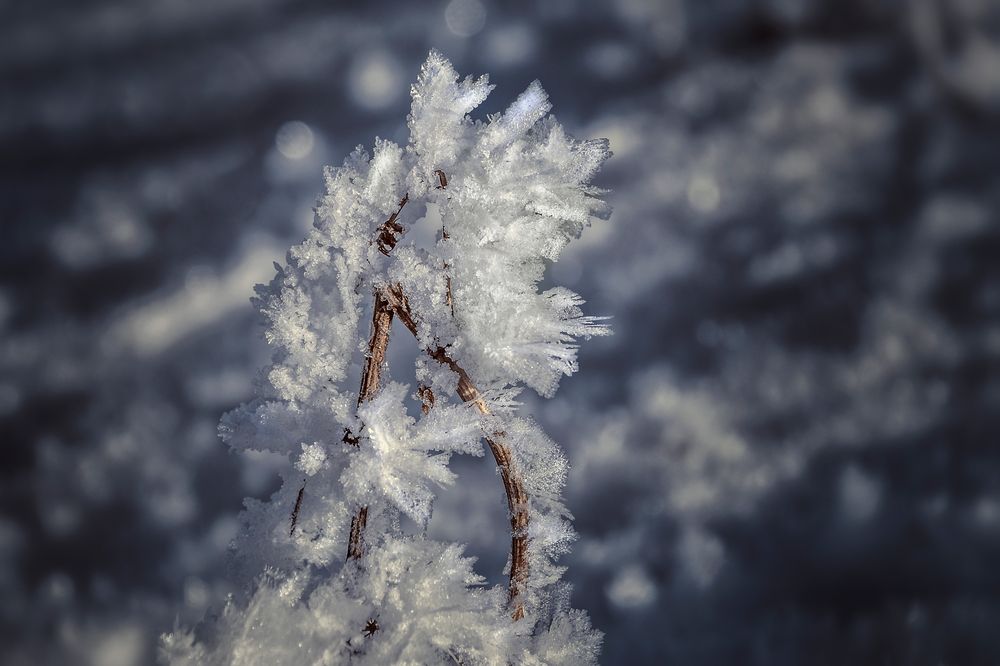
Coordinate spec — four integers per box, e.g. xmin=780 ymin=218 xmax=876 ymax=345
xmin=111 ymin=239 xmax=284 ymax=357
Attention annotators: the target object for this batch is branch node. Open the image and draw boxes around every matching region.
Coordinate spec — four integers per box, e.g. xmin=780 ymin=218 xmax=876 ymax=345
xmin=375 ymin=193 xmax=409 ymax=255
xmin=381 ymin=283 xmax=530 ymax=620
xmin=417 ymin=384 xmax=436 ymax=415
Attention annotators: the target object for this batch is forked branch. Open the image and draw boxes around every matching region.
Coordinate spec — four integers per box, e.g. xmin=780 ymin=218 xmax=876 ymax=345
xmin=383 ymin=283 xmax=529 ymax=620
xmin=339 ymin=184 xmax=530 ymax=619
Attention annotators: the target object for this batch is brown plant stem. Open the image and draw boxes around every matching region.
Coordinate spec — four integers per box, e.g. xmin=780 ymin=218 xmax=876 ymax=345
xmin=289 ymin=483 xmax=305 ymax=537
xmin=356 ymin=293 xmax=394 ymax=408
xmin=345 ymin=291 xmax=395 ymax=560
xmin=383 ymin=284 xmax=529 ymax=620
xmin=347 ymin=505 xmax=369 ymax=560
xmin=336 ymin=186 xmax=529 ymax=619
xmin=339 ymin=195 xmax=409 ymax=556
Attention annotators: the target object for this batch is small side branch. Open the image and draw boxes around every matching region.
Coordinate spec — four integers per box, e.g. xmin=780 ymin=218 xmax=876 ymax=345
xmin=435 ymin=170 xmax=455 ymax=317
xmin=383 ymin=284 xmax=530 ymax=620
xmin=444 ymin=274 xmax=454 ymax=317
xmin=289 ymin=483 xmax=305 ymax=537
xmin=376 ymin=194 xmax=410 ymax=256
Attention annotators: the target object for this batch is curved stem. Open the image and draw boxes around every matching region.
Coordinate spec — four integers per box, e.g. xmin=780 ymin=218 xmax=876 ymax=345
xmin=383 ymin=284 xmax=529 ymax=620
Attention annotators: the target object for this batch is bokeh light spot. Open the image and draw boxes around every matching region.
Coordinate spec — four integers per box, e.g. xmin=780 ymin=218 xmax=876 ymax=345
xmin=484 ymin=24 xmax=536 ymax=66
xmin=687 ymin=173 xmax=721 ymax=213
xmin=445 ymin=0 xmax=486 ymax=38
xmin=347 ymin=51 xmax=404 ymax=110
xmin=275 ymin=120 xmax=314 ymax=160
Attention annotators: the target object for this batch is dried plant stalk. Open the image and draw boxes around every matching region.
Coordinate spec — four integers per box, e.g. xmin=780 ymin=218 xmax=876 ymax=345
xmin=345 ymin=291 xmax=394 ymax=560
xmin=289 ymin=484 xmax=305 ymax=537
xmin=338 ymin=197 xmax=408 ymax=557
xmin=339 ymin=186 xmax=530 ymax=617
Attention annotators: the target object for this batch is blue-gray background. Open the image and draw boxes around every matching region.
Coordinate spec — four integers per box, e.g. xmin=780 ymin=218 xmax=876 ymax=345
xmin=3 ymin=0 xmax=1000 ymax=664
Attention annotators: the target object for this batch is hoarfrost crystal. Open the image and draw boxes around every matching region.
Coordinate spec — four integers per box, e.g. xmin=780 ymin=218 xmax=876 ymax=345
xmin=163 ymin=51 xmax=610 ymax=665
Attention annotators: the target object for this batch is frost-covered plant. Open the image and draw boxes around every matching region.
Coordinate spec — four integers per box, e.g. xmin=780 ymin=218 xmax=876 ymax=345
xmin=162 ymin=51 xmax=610 ymax=665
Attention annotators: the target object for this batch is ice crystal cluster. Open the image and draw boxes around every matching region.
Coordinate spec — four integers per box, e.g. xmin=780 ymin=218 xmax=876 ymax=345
xmin=162 ymin=51 xmax=610 ymax=664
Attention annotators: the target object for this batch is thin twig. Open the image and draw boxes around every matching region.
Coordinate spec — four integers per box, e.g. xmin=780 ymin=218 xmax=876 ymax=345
xmin=289 ymin=483 xmax=305 ymax=537
xmin=435 ymin=170 xmax=455 ymax=317
xmin=345 ymin=292 xmax=394 ymax=559
xmin=444 ymin=265 xmax=454 ymax=318
xmin=383 ymin=284 xmax=530 ymax=620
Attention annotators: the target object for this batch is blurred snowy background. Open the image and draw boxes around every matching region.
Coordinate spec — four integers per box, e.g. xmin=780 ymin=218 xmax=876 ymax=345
xmin=3 ymin=0 xmax=1000 ymax=663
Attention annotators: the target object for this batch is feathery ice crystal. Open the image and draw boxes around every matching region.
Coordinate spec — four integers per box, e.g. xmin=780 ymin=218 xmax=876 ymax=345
xmin=162 ymin=51 xmax=611 ymax=665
